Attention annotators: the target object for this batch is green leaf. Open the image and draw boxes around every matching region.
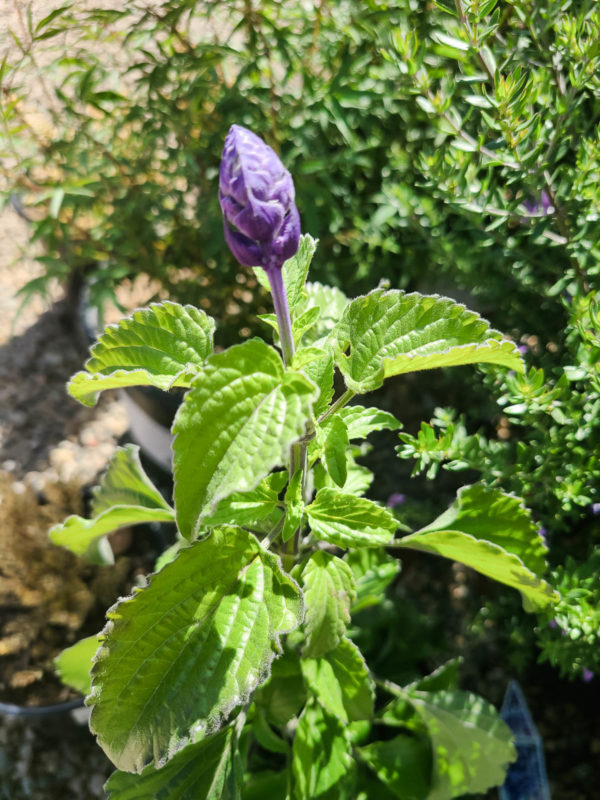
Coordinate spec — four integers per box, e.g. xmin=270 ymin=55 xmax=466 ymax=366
xmin=254 ymin=234 xmax=317 ymax=315
xmin=293 ymin=306 xmax=321 ymax=346
xmin=302 ymin=638 xmax=374 ymax=722
xmin=306 ymin=488 xmax=397 ymax=548
xmin=301 ymin=552 xmax=356 ymax=657
xmin=345 ymin=549 xmax=400 ymax=613
xmin=292 ymin=701 xmax=355 ymax=800
xmin=173 ymin=340 xmax=317 ymax=540
xmin=69 ymin=302 xmax=215 ymax=406
xmin=359 ymin=734 xmax=432 ymax=800
xmin=105 ymin=727 xmax=240 ymax=799
xmin=243 ymin=770 xmax=288 ymax=800
xmin=302 ymin=281 xmax=349 ymax=347
xmin=324 ymin=416 xmax=349 ymax=488
xmin=281 ymin=469 xmax=304 ymax=543
xmin=89 ymin=527 xmax=303 ymax=772
xmin=333 ymin=289 xmax=524 ymax=393
xmin=54 ymin=635 xmax=99 ymax=696
xmin=398 ymin=485 xmax=558 ymax=610
xmin=252 ymin=710 xmax=290 ymax=755
xmin=203 ymin=475 xmax=282 ymax=528
xmin=405 ymin=690 xmax=516 ymax=799
xmin=417 ymin=484 xmax=548 ymax=575
xmin=328 ymin=405 xmax=402 ymax=440
xmin=301 ymin=351 xmax=334 ymax=417
xmin=254 ymin=650 xmax=306 ymax=727
xmin=49 ymin=445 xmax=174 ymax=562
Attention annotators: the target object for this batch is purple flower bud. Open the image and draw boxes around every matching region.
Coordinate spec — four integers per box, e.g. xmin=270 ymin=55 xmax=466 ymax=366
xmin=591 ymin=502 xmax=600 ymax=515
xmin=538 ymin=527 xmax=547 ymax=545
xmin=219 ymin=125 xmax=301 ymax=272
xmin=583 ymin=668 xmax=594 ymax=683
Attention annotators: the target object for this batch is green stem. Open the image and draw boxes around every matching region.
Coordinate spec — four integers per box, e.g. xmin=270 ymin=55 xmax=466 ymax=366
xmin=267 ymin=267 xmax=295 ymax=367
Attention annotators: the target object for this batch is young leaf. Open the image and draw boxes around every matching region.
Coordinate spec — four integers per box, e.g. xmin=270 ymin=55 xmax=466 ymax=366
xmin=105 ymin=727 xmax=240 ymax=800
xmin=254 ymin=650 xmax=306 ymax=727
xmin=327 ymin=405 xmax=402 ymax=440
xmin=89 ymin=527 xmax=303 ymax=772
xmin=49 ymin=445 xmax=174 ymax=562
xmin=302 ymin=281 xmax=349 ymax=347
xmin=306 ymin=488 xmax=397 ymax=547
xmin=345 ymin=549 xmax=400 ymax=613
xmin=292 ymin=701 xmax=355 ymax=800
xmin=358 ymin=734 xmax=432 ymax=800
xmin=281 ymin=469 xmax=304 ymax=543
xmin=406 ymin=690 xmax=517 ymax=799
xmin=293 ymin=306 xmax=321 ymax=346
xmin=398 ymin=485 xmax=558 ymax=610
xmin=324 ymin=416 xmax=349 ymax=487
xmin=54 ymin=634 xmax=100 ymax=697
xmin=301 ymin=351 xmax=335 ymax=417
xmin=69 ymin=302 xmax=215 ymax=406
xmin=203 ymin=475 xmax=282 ymax=528
xmin=333 ymin=289 xmax=524 ymax=394
xmin=302 ymin=638 xmax=374 ymax=722
xmin=254 ymin=233 xmax=317 ymax=315
xmin=173 ymin=340 xmax=317 ymax=540
xmin=301 ymin=552 xmax=356 ymax=657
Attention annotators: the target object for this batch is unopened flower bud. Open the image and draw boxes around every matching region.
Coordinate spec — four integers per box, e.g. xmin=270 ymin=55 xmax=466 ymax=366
xmin=219 ymin=125 xmax=300 ymax=272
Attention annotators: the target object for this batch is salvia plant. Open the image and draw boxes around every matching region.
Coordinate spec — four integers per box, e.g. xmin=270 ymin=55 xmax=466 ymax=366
xmin=50 ymin=126 xmax=560 ymax=798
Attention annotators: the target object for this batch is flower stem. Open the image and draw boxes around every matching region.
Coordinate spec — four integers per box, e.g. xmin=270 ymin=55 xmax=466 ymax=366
xmin=267 ymin=267 xmax=295 ymax=367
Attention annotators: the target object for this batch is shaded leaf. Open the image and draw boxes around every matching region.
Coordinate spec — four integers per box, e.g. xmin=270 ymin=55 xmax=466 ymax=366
xmin=302 ymin=552 xmax=355 ymax=657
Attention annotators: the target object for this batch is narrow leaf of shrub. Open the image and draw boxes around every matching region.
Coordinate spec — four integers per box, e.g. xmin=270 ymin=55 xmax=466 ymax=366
xmin=54 ymin=635 xmax=100 ymax=697
xmin=49 ymin=444 xmax=174 ymax=562
xmin=333 ymin=289 xmax=524 ymax=393
xmin=173 ymin=339 xmax=317 ymax=540
xmin=306 ymin=488 xmax=397 ymax=547
xmin=69 ymin=302 xmax=215 ymax=406
xmin=301 ymin=552 xmax=356 ymax=657
xmin=398 ymin=485 xmax=558 ymax=610
xmin=89 ymin=527 xmax=303 ymax=772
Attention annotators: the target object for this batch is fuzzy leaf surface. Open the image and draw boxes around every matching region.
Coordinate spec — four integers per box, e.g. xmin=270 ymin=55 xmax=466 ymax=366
xmin=333 ymin=289 xmax=523 ymax=393
xmin=399 ymin=485 xmax=557 ymax=610
xmin=89 ymin=527 xmax=302 ymax=773
xmin=69 ymin=302 xmax=215 ymax=406
xmin=329 ymin=405 xmax=402 ymax=440
xmin=324 ymin=416 xmax=349 ymax=488
xmin=173 ymin=339 xmax=317 ymax=540
xmin=302 ymin=552 xmax=355 ymax=657
xmin=49 ymin=445 xmax=174 ymax=561
xmin=105 ymin=727 xmax=239 ymax=799
xmin=307 ymin=488 xmax=397 ymax=547
xmin=302 ymin=638 xmax=374 ymax=722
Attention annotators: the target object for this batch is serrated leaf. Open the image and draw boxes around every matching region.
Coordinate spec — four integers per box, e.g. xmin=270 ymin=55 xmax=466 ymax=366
xmin=302 ymin=552 xmax=355 ymax=657
xmin=293 ymin=305 xmax=321 ymax=346
xmin=301 ymin=351 xmax=334 ymax=417
xmin=406 ymin=690 xmax=516 ymax=799
xmin=49 ymin=445 xmax=174 ymax=562
xmin=105 ymin=727 xmax=240 ymax=800
xmin=292 ymin=701 xmax=355 ymax=800
xmin=173 ymin=340 xmax=317 ymax=540
xmin=302 ymin=638 xmax=374 ymax=722
xmin=398 ymin=485 xmax=558 ymax=610
xmin=54 ymin=634 xmax=99 ymax=696
xmin=89 ymin=527 xmax=303 ymax=772
xmin=203 ymin=476 xmax=281 ymax=528
xmin=307 ymin=488 xmax=397 ymax=547
xmin=254 ymin=650 xmax=306 ymax=727
xmin=302 ymin=282 xmax=349 ymax=347
xmin=69 ymin=302 xmax=215 ymax=406
xmin=282 ymin=469 xmax=304 ymax=543
xmin=327 ymin=405 xmax=401 ymax=440
xmin=324 ymin=416 xmax=349 ymax=487
xmin=254 ymin=234 xmax=317 ymax=315
xmin=359 ymin=734 xmax=432 ymax=800
xmin=345 ymin=549 xmax=400 ymax=613
xmin=333 ymin=289 xmax=524 ymax=393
